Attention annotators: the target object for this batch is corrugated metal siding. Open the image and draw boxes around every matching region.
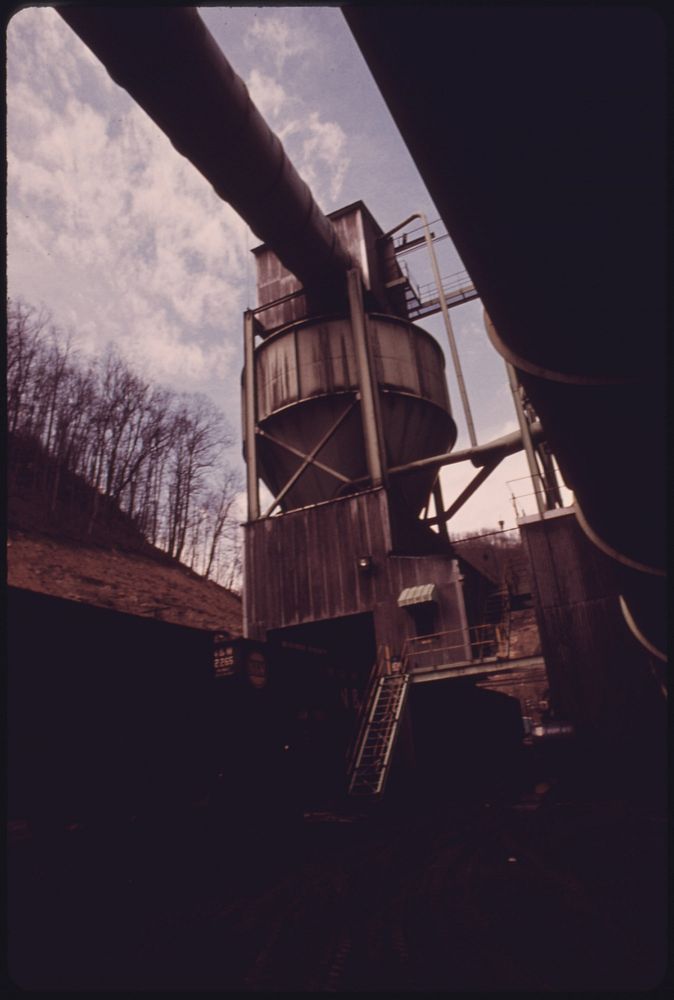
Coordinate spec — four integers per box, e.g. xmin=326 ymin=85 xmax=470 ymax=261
xmin=254 ymin=316 xmax=456 ymax=515
xmin=244 ymin=490 xmax=463 ymax=645
xmin=398 ymin=584 xmax=439 ymax=606
xmin=253 ymin=203 xmax=389 ymax=332
xmin=252 ymin=201 xmax=413 ymax=333
xmin=256 ymin=315 xmax=449 ymax=420
xmin=253 ymin=246 xmax=306 ymax=333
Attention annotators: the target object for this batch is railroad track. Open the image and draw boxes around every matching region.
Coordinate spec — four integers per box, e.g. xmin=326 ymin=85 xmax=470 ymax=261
xmin=10 ymin=796 xmax=665 ymax=990
xmin=227 ymin=799 xmax=657 ymax=992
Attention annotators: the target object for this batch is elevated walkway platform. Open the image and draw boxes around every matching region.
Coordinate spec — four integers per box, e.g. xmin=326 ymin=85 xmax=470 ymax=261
xmin=409 ymin=654 xmax=545 ymax=684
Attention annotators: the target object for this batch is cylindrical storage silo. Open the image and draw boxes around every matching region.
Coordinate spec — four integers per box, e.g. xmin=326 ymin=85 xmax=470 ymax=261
xmin=253 ymin=313 xmax=456 ymax=514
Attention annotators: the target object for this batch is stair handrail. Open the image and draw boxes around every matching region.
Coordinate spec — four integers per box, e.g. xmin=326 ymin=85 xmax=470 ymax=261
xmin=347 ymin=646 xmax=411 ymax=797
xmin=345 ymin=644 xmax=392 ymax=778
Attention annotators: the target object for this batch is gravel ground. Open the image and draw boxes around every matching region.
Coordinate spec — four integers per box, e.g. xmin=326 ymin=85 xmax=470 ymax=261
xmin=7 ymin=778 xmax=668 ymax=993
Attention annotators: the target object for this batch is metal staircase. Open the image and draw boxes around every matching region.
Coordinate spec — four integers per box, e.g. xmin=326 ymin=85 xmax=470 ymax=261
xmin=346 ymin=592 xmax=513 ymax=799
xmin=347 ymin=648 xmax=410 ymax=798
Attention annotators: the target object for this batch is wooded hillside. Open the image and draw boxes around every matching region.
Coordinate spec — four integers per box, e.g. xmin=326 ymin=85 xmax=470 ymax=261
xmin=8 ymin=298 xmax=242 ymax=589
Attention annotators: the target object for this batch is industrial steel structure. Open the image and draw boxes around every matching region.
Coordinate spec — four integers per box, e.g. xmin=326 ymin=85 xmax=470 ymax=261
xmin=11 ymin=10 xmax=665 ymax=992
xmin=57 ymin=7 xmax=666 ymax=802
xmin=343 ymin=6 xmax=666 ymax=665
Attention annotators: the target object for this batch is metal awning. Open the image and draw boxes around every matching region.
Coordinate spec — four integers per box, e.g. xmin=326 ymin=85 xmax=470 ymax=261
xmin=398 ymin=584 xmax=439 ymax=608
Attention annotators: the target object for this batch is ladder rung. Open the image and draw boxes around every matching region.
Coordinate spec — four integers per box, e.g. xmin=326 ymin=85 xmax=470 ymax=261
xmin=347 ymin=660 xmax=410 ymax=799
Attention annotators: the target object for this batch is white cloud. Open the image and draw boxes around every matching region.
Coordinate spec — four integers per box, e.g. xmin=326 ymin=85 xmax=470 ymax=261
xmin=7 ymin=7 xmax=248 ymax=400
xmin=7 ymin=7 xmax=352 ymax=382
xmin=7 ymin=4 xmax=354 ymax=429
xmin=279 ymin=112 xmax=350 ymax=207
xmin=244 ymin=14 xmax=316 ymax=72
xmin=242 ymin=19 xmax=350 ymax=208
xmin=299 ymin=112 xmax=350 ymax=203
xmin=247 ymin=68 xmax=289 ymax=122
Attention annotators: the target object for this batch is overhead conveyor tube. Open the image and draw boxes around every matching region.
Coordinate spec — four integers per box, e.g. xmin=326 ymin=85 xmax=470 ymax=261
xmin=58 ymin=6 xmax=353 ymax=296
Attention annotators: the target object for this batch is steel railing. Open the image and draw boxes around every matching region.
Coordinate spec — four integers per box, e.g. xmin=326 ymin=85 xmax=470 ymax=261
xmin=415 ymin=270 xmax=475 ymax=302
xmin=402 ymin=621 xmax=511 ymax=675
xmin=506 ymin=472 xmax=573 ymax=519
xmin=345 ymin=644 xmax=400 ymax=778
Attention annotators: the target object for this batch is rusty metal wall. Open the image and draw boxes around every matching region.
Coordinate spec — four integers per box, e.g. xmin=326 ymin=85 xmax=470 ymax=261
xmin=256 ymin=315 xmax=450 ymax=419
xmin=244 ymin=489 xmax=465 ymax=651
xmin=519 ymin=509 xmax=663 ymax=742
xmin=252 ymin=202 xmax=399 ymax=333
xmin=253 ymin=315 xmax=455 ymax=513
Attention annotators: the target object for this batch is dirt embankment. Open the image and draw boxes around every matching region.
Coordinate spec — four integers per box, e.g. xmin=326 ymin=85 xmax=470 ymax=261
xmin=7 ymin=528 xmax=242 ymax=633
xmin=7 ymin=432 xmax=242 ymax=633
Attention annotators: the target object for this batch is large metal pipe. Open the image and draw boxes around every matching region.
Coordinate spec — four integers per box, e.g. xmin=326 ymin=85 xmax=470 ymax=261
xmin=344 ymin=6 xmax=666 ymax=660
xmin=348 ymin=424 xmax=544 ymax=490
xmin=58 ymin=6 xmax=353 ymax=295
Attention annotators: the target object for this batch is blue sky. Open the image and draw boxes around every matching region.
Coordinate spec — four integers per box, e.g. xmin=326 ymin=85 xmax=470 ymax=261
xmin=7 ymin=6 xmax=566 ymax=532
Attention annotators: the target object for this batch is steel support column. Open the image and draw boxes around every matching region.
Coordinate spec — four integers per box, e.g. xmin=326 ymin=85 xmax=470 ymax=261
xmin=347 ymin=268 xmax=387 ymax=488
xmin=428 ymin=458 xmax=501 ymax=526
xmin=243 ymin=310 xmax=260 ymax=521
xmin=421 ymin=215 xmax=478 ymax=447
xmin=432 ymin=479 xmax=450 ymax=543
xmin=381 ymin=212 xmax=478 ymax=447
xmin=505 ymin=361 xmax=547 ymax=518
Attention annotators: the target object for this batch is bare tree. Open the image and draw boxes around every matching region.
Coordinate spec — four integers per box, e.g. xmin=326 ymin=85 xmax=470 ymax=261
xmin=202 ymin=468 xmax=242 ymax=580
xmin=48 ymin=361 xmax=96 ymax=512
xmin=8 ymin=297 xmax=242 ymax=589
xmin=165 ymin=394 xmax=231 ymax=562
xmin=217 ymin=520 xmax=243 ymax=594
xmin=7 ymin=299 xmax=49 ymax=438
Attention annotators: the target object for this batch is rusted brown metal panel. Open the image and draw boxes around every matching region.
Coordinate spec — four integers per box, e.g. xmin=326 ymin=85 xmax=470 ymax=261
xmin=282 ymin=514 xmax=298 ymax=623
xmin=295 ymin=512 xmax=311 ymax=622
xmin=333 ymin=492 xmax=361 ymax=613
xmin=244 ymin=491 xmax=466 ymax=654
xmin=253 ymin=246 xmax=307 ymax=332
xmin=251 ymin=202 xmax=400 ymax=334
xmin=520 ymin=509 xmax=660 ymax=739
xmin=242 ymin=525 xmax=257 ymax=636
xmin=245 ymin=490 xmax=392 ymax=631
xmin=372 ymin=600 xmax=406 ymax=657
xmin=384 ymin=551 xmax=406 ymax=602
xmin=523 ymin=512 xmax=620 ymax=608
xmin=534 ymin=598 xmax=634 ymax=736
xmin=254 ymin=315 xmax=455 ymax=515
xmin=256 ymin=315 xmax=449 ymax=411
xmin=436 ymin=578 xmax=468 ymax=638
xmin=305 ymin=508 xmax=322 ymax=623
